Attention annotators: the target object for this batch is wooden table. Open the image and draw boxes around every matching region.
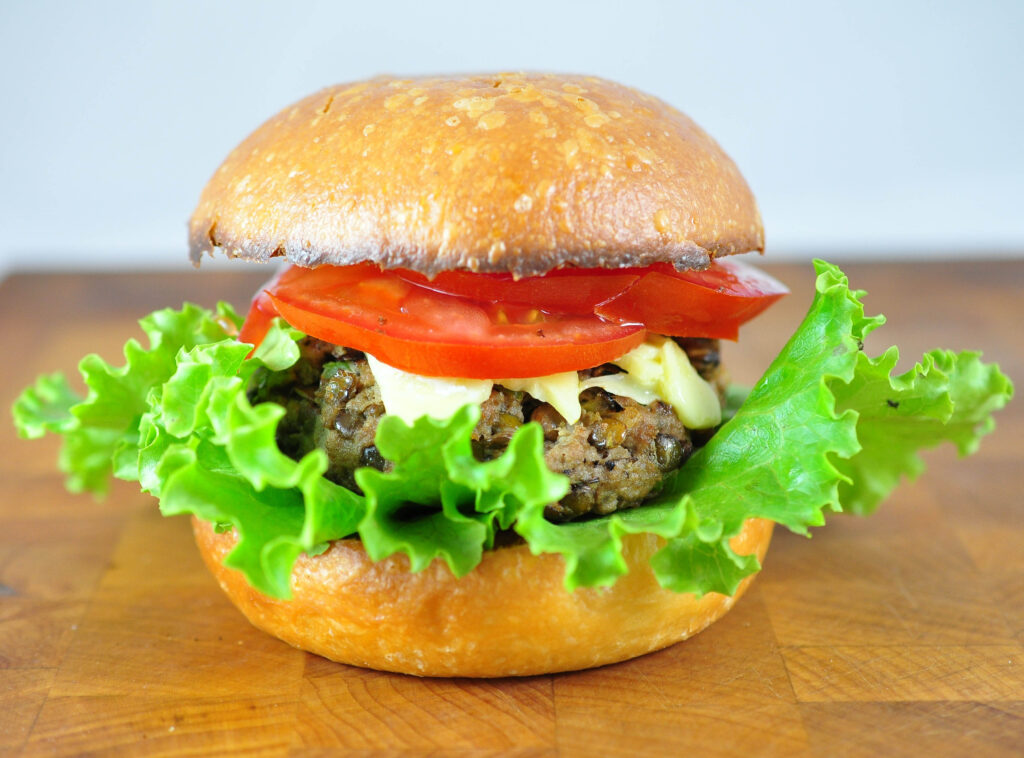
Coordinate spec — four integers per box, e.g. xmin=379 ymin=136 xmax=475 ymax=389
xmin=1 ymin=260 xmax=1021 ymax=757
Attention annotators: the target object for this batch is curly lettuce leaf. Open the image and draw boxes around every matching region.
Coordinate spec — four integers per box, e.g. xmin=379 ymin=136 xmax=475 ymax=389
xmin=495 ymin=259 xmax=874 ymax=593
xmin=640 ymin=260 xmax=1012 ymax=596
xmin=155 ymin=441 xmax=309 ymax=598
xmin=514 ymin=499 xmax=693 ymax=589
xmin=354 ymin=407 xmax=490 ymax=574
xmin=12 ymin=303 xmax=240 ymax=493
xmin=12 ymin=372 xmax=81 ymax=438
xmin=355 ymin=407 xmax=569 ymax=575
xmin=11 ymin=306 xmax=364 ymax=598
xmin=832 ymin=347 xmax=1013 ymax=515
xmin=145 ymin=322 xmax=365 ymax=597
xmin=10 ymin=261 xmax=1013 ymax=600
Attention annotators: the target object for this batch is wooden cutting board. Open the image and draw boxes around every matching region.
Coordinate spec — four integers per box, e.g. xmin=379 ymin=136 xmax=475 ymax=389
xmin=2 ymin=261 xmax=1022 ymax=757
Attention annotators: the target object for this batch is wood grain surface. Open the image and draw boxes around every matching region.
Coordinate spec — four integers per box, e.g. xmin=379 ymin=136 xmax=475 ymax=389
xmin=1 ymin=260 xmax=1021 ymax=757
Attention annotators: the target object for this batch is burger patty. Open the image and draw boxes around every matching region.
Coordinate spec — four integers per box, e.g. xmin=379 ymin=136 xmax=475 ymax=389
xmin=249 ymin=337 xmax=724 ymax=522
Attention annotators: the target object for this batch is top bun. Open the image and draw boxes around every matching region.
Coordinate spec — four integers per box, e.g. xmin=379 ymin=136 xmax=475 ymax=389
xmin=189 ymin=72 xmax=763 ymax=277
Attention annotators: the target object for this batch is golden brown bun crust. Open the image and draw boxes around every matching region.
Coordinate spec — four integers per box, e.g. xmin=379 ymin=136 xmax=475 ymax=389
xmin=190 ymin=73 xmax=764 ymax=277
xmin=192 ymin=516 xmax=773 ymax=677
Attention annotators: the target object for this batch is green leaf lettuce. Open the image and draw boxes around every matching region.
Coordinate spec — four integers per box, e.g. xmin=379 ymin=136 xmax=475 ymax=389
xmin=11 ymin=261 xmax=1013 ymax=599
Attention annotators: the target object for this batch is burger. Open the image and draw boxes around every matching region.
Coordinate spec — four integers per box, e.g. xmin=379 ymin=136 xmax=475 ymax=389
xmin=13 ymin=73 xmax=1012 ymax=677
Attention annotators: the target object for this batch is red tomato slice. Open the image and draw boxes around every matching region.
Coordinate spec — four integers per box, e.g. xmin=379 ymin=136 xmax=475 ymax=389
xmin=238 ymin=265 xmax=290 ymax=347
xmin=400 ymin=260 xmax=787 ymax=339
xmin=595 ymin=260 xmax=789 ymax=340
xmin=242 ymin=264 xmax=646 ymax=378
xmin=398 ymin=268 xmax=642 ymax=314
xmin=238 ymin=290 xmax=277 ymax=347
xmin=240 ymin=259 xmax=786 ymax=378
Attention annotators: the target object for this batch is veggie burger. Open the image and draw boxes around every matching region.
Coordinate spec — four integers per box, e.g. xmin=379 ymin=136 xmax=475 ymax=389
xmin=14 ymin=73 xmax=1012 ymax=677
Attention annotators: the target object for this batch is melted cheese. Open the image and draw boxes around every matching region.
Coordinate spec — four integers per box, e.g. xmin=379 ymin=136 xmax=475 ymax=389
xmin=602 ymin=336 xmax=722 ymax=429
xmin=499 ymin=372 xmax=583 ymax=423
xmin=365 ymin=337 xmax=722 ymax=429
xmin=365 ymin=355 xmax=491 ymax=424
xmin=579 ymin=372 xmax=658 ymax=407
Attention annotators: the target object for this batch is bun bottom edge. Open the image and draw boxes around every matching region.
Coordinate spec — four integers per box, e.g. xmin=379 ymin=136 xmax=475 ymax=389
xmin=192 ymin=516 xmax=773 ymax=677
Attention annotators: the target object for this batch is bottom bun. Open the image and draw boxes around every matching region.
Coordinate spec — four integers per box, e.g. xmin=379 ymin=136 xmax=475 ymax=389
xmin=193 ymin=516 xmax=773 ymax=677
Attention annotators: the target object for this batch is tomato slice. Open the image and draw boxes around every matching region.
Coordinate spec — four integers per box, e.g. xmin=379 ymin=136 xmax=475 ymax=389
xmin=243 ymin=264 xmax=646 ymax=378
xmin=595 ymin=260 xmax=789 ymax=340
xmin=238 ymin=290 xmax=277 ymax=347
xmin=398 ymin=268 xmax=642 ymax=314
xmin=238 ymin=265 xmax=289 ymax=347
xmin=400 ymin=260 xmax=786 ymax=339
xmin=240 ymin=259 xmax=786 ymax=378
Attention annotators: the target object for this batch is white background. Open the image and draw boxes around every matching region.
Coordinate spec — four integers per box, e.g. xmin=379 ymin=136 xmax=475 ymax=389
xmin=1 ymin=0 xmax=1022 ymax=278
